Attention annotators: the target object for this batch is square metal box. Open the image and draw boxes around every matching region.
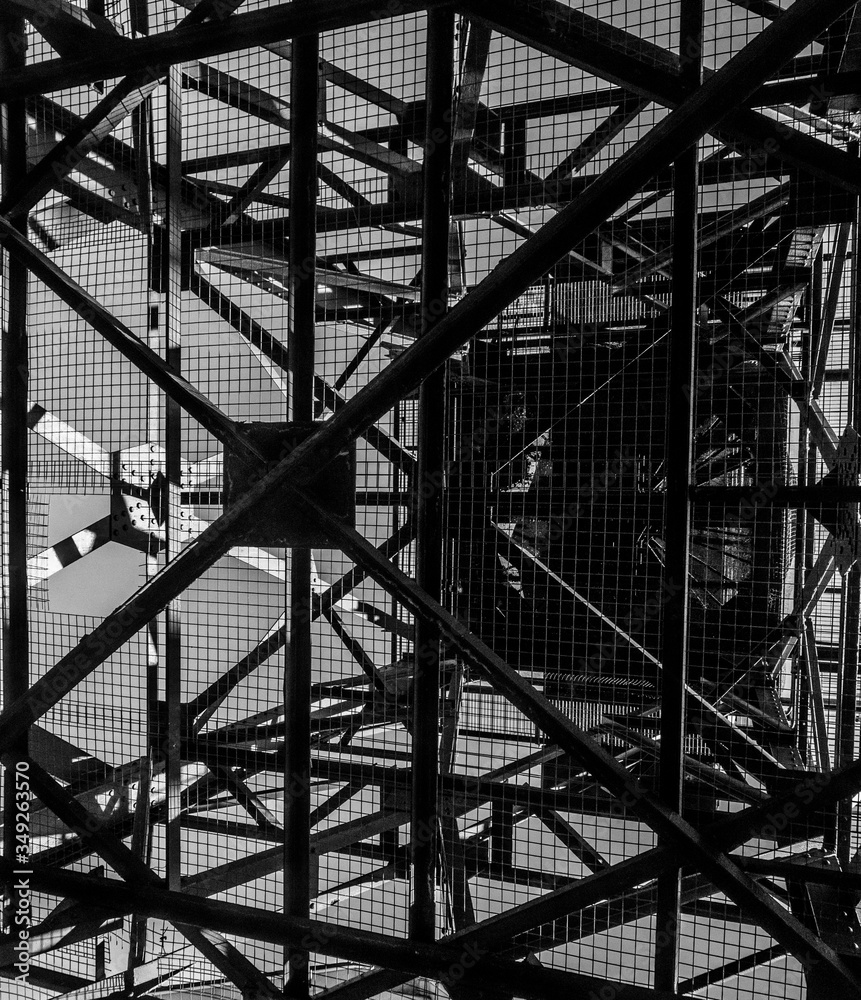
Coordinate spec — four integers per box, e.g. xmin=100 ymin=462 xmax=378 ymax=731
xmin=224 ymin=421 xmax=356 ymax=547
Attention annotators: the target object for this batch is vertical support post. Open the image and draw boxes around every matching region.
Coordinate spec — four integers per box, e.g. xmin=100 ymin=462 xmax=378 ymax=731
xmin=0 ymin=12 xmax=28 ymax=932
xmin=127 ymin=752 xmax=152 ymax=973
xmin=163 ymin=63 xmax=184 ymax=894
xmin=836 ymin=145 xmax=861 ymax=869
xmin=388 ymin=78 xmax=411 ymax=668
xmin=655 ymin=1 xmax=701 ymax=989
xmin=410 ymin=9 xmax=454 ymax=943
xmin=95 ymin=940 xmax=106 ymax=980
xmin=796 ymin=247 xmax=819 ymax=764
xmin=410 ymin=10 xmax=454 ymax=941
xmin=284 ymin=33 xmax=318 ymax=999
xmin=390 ymin=398 xmax=402 ymax=667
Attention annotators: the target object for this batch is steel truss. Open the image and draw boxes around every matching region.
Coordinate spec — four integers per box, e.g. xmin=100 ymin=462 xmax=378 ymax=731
xmin=2 ymin=1 xmax=861 ymax=998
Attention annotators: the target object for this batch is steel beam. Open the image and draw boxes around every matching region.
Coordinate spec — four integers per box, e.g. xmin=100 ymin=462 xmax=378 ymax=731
xmin=127 ymin=752 xmax=152 ymax=971
xmin=410 ymin=7 xmax=454 ymax=945
xmin=284 ymin=34 xmax=318 ymax=999
xmin=318 ymin=160 xmax=374 ymax=213
xmin=654 ymin=4 xmax=701 ymax=986
xmin=726 ymin=0 xmax=784 ymax=18
xmin=677 ymin=945 xmax=788 ymax=995
xmin=534 ymin=808 xmax=608 ymax=873
xmin=222 ymin=147 xmax=290 ymax=225
xmin=509 ymin=871 xmax=721 ymax=955
xmin=545 ymin=95 xmax=648 ymax=184
xmin=201 ymin=248 xmax=422 ymax=304
xmin=804 ymin=621 xmax=833 ymax=772
xmin=271 ymin=44 xmax=408 ymax=118
xmin=755 ymin=68 xmax=861 ymax=104
xmin=450 ymin=18 xmax=493 ymax=185
xmin=184 ymin=143 xmax=290 ymax=176
xmin=320 ymin=607 xmax=387 ymax=694
xmin=812 ymin=223 xmax=852 ymax=398
xmin=334 ymin=316 xmax=392 ymax=391
xmin=159 ymin=61 xmax=186 ymax=903
xmin=183 ymin=810 xmax=412 ymax=896
xmin=0 ymin=964 xmax=88 ymax=993
xmin=835 ymin=177 xmax=861 ymax=877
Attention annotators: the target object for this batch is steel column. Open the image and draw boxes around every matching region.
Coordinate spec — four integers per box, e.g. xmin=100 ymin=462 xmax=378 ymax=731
xmin=837 ymin=567 xmax=859 ymax=868
xmin=0 ymin=12 xmax=28 ymax=934
xmin=836 ymin=151 xmax=861 ymax=869
xmin=654 ymin=2 xmax=701 ymax=988
xmin=411 ymin=7 xmax=454 ymax=944
xmin=284 ymin=32 xmax=318 ymax=1000
xmin=163 ymin=62 xmax=184 ymax=896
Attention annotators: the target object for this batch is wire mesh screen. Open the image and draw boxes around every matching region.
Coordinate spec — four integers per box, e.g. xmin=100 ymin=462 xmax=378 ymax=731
xmin=3 ymin=1 xmax=861 ymax=999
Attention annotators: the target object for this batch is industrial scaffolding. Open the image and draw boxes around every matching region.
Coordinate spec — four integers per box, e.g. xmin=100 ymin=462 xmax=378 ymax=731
xmin=2 ymin=1 xmax=861 ymax=998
